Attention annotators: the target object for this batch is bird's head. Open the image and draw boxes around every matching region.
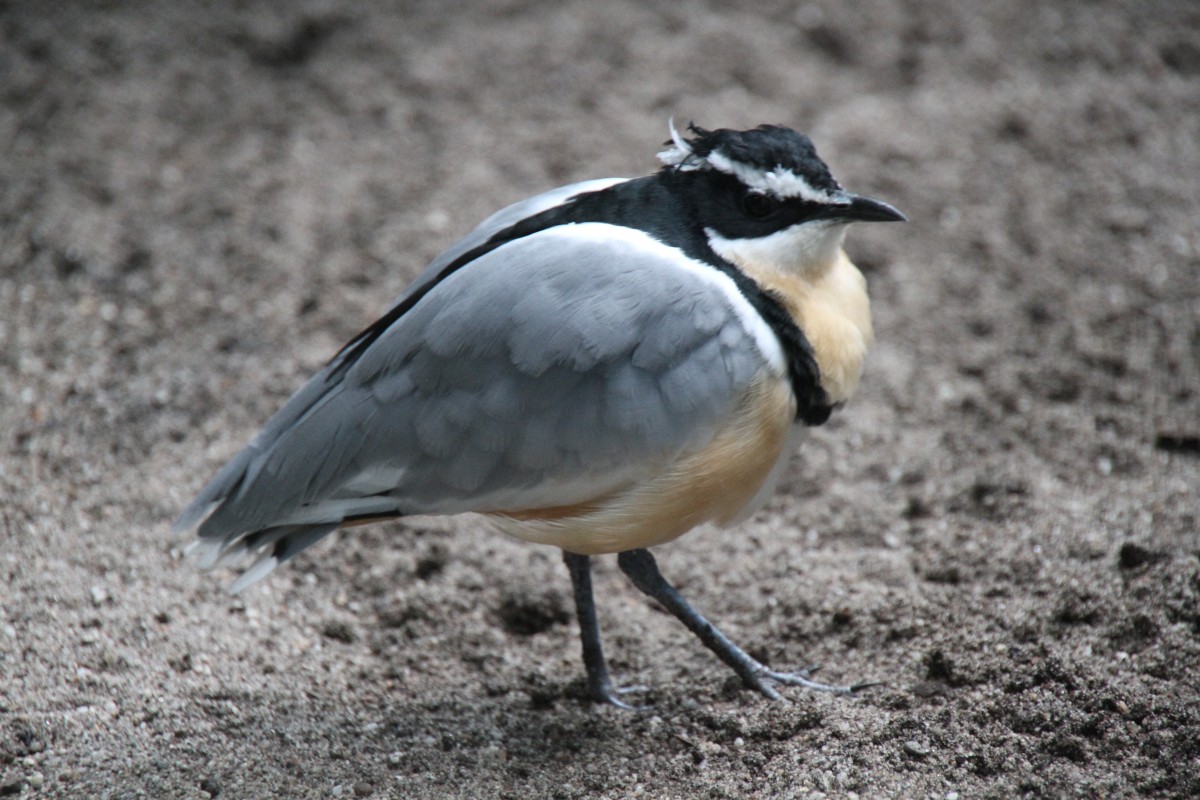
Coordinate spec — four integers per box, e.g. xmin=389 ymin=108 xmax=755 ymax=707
xmin=658 ymin=122 xmax=905 ymax=277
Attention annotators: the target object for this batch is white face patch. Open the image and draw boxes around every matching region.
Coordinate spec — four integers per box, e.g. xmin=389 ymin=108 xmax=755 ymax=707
xmin=706 ymin=221 xmax=848 ymax=277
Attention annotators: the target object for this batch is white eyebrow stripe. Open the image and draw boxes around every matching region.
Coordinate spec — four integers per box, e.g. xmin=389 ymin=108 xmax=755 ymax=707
xmin=705 ymin=150 xmax=850 ymax=205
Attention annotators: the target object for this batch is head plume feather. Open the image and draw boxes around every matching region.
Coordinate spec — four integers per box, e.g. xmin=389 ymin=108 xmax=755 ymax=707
xmin=656 ymin=120 xmax=844 ymax=202
xmin=657 ymin=118 xmax=702 ymax=168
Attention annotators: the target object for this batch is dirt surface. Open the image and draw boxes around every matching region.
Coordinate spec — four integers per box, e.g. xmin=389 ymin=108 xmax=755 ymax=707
xmin=3 ymin=1 xmax=1199 ymax=797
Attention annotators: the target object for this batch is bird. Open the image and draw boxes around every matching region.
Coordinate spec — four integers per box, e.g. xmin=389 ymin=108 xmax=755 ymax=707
xmin=176 ymin=122 xmax=905 ymax=707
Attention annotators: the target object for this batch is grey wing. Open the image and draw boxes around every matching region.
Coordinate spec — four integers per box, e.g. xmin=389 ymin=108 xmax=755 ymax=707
xmin=178 ymin=222 xmax=776 ymax=582
xmin=393 ymin=178 xmax=628 ymax=307
xmin=174 ymin=181 xmax=626 ymax=537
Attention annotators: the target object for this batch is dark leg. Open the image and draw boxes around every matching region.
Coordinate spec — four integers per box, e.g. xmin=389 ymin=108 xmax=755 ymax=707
xmin=562 ymin=551 xmax=644 ymax=709
xmin=617 ymin=548 xmax=868 ymax=699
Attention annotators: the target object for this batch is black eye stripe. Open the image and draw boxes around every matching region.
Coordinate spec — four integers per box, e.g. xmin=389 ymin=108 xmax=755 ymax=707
xmin=741 ymin=192 xmax=779 ymax=218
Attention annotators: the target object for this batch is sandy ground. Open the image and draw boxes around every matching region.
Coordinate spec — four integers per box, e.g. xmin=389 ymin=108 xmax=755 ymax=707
xmin=2 ymin=1 xmax=1199 ymax=797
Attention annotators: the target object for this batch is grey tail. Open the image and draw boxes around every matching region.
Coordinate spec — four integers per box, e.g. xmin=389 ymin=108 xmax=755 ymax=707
xmin=186 ymin=522 xmax=340 ymax=594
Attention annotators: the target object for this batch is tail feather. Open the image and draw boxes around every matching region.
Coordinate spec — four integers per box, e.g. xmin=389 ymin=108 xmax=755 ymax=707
xmin=190 ymin=521 xmax=341 ymax=594
xmin=175 ymin=363 xmax=399 ymax=591
xmin=173 ymin=446 xmax=259 ymax=535
xmin=228 ymin=553 xmax=286 ymax=595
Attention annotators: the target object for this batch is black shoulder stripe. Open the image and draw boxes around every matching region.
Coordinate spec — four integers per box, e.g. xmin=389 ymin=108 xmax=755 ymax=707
xmin=326 ymin=237 xmax=509 ymax=381
xmin=750 ymin=287 xmax=833 ymax=426
xmin=325 ymin=177 xmax=670 ymax=381
xmin=325 ymin=175 xmax=834 ymax=426
xmin=556 ymin=173 xmax=833 ymax=424
xmin=610 ymin=173 xmax=833 ymax=426
xmin=323 ymin=190 xmax=609 ymax=381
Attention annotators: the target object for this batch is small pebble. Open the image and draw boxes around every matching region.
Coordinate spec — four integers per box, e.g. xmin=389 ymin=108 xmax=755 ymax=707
xmin=903 ymin=740 xmax=931 ymax=758
xmin=90 ymin=586 xmax=108 ymax=606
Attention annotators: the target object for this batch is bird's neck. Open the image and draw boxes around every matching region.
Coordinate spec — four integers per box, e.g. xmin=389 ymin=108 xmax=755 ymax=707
xmin=726 ymin=248 xmax=874 ymax=406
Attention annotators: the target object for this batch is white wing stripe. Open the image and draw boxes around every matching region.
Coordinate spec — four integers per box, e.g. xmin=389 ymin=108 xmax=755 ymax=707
xmin=527 ymin=223 xmax=786 ymax=376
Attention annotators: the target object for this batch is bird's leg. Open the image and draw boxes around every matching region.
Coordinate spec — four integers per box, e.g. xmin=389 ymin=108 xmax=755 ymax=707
xmin=562 ymin=551 xmax=646 ymax=709
xmin=617 ymin=548 xmax=869 ymax=699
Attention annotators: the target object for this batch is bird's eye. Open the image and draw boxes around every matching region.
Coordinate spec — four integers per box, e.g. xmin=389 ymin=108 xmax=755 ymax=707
xmin=741 ymin=192 xmax=779 ymax=218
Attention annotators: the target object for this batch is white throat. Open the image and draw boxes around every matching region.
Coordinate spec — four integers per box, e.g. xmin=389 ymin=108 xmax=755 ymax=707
xmin=705 ymin=221 xmax=847 ymax=278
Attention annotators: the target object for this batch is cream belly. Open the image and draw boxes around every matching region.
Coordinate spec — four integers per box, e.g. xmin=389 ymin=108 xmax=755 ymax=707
xmin=489 ymin=248 xmax=871 ymax=555
xmin=490 ymin=371 xmax=797 ymax=555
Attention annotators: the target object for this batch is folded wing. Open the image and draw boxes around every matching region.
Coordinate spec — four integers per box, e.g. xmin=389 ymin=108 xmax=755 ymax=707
xmin=177 ymin=222 xmax=780 ymax=585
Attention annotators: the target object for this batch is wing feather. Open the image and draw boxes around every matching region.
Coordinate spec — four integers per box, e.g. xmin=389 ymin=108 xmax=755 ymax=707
xmin=179 ymin=221 xmax=781 ymax=570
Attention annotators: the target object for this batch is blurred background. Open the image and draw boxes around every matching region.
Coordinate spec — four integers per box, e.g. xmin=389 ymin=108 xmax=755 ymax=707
xmin=2 ymin=2 xmax=1197 ymax=798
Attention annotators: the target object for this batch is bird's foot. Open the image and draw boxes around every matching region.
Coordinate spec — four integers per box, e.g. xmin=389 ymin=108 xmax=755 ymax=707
xmin=588 ymin=680 xmax=652 ymax=711
xmin=742 ymin=662 xmax=879 ymax=700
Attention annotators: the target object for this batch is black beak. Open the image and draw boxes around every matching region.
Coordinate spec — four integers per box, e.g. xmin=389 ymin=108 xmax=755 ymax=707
xmin=827 ymin=192 xmax=907 ymax=223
